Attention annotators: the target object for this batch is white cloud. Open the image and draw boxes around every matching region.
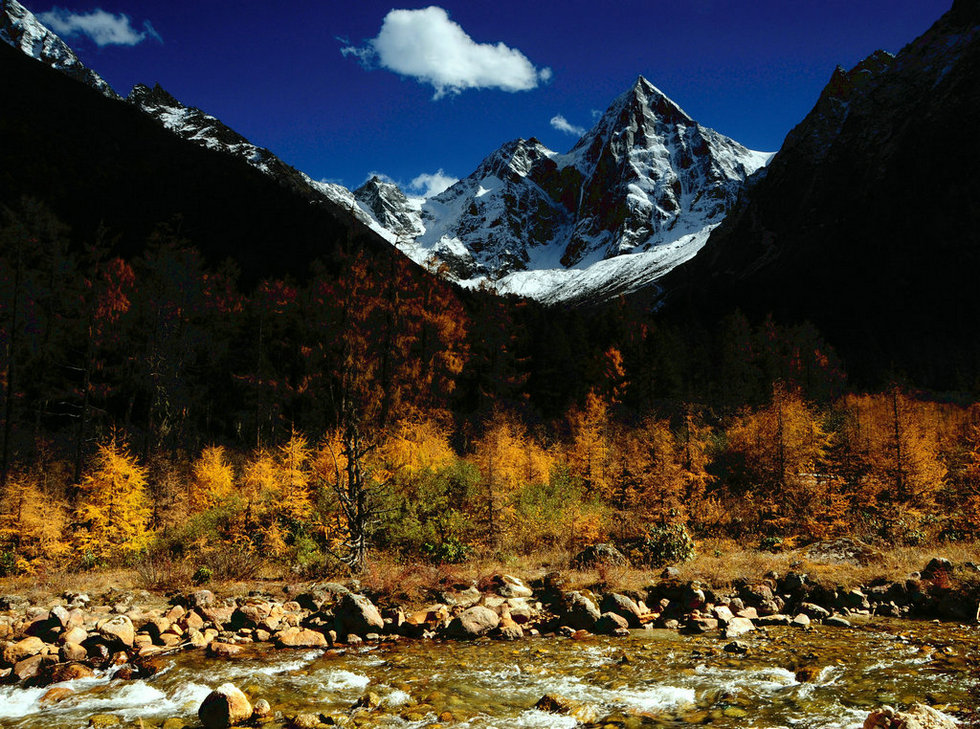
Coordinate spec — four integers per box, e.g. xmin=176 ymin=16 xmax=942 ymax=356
xmin=550 ymin=114 xmax=585 ymax=136
xmin=342 ymin=7 xmax=551 ymax=98
xmin=39 ymin=7 xmax=161 ymax=46
xmin=409 ymin=169 xmax=458 ymax=198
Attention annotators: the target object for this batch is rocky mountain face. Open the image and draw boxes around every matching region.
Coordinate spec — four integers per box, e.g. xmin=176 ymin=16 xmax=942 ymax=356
xmin=662 ymin=0 xmax=980 ymax=387
xmin=354 ymin=177 xmax=424 ymax=241
xmin=389 ymin=77 xmax=770 ymax=302
xmin=0 ymin=0 xmax=119 ymax=99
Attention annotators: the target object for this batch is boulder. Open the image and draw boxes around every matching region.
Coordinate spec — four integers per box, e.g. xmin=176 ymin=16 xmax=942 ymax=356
xmin=571 ymin=544 xmax=628 ymax=569
xmin=275 ymin=628 xmax=328 ymax=648
xmin=13 ymin=653 xmax=48 ymax=682
xmin=801 ymin=538 xmax=883 ymax=566
xmin=334 ymin=594 xmax=384 ymax=637
xmin=97 ymin=616 xmax=135 ymax=647
xmin=921 ymin=558 xmax=954 ymax=580
xmin=534 ymin=693 xmax=597 ymax=723
xmin=2 ymin=636 xmax=47 ymax=665
xmin=493 ymin=575 xmax=533 ymax=599
xmin=199 ymin=683 xmax=253 ymax=729
xmin=61 ymin=626 xmax=89 ymax=645
xmin=595 ymin=612 xmax=630 ymax=635
xmin=724 ymin=617 xmax=755 ymax=638
xmin=40 ymin=686 xmax=74 ymax=704
xmin=42 ymin=662 xmax=95 ymax=685
xmin=60 ymin=642 xmax=87 ymax=662
xmin=186 ymin=590 xmax=216 ymax=609
xmin=800 ymin=602 xmax=831 ymax=620
xmin=207 ymin=642 xmax=243 ymax=659
xmin=791 ymin=614 xmax=811 ymax=628
xmin=446 ymin=606 xmax=499 ymax=639
xmin=497 ymin=621 xmax=524 ymax=641
xmin=440 ymin=585 xmax=482 ymax=607
xmin=684 ymin=616 xmax=719 ymax=634
xmin=863 ymin=704 xmax=957 ymax=729
xmin=600 ymin=593 xmax=644 ymax=628
xmin=561 ymin=592 xmax=600 ymax=631
xmin=711 ymin=605 xmax=735 ymax=624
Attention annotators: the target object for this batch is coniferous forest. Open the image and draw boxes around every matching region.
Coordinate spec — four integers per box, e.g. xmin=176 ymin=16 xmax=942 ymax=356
xmin=1 ymin=197 xmax=978 ymax=579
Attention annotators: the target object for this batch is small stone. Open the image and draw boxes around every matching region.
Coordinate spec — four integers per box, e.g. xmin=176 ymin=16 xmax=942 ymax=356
xmin=791 ymin=614 xmax=811 ymax=628
xmin=88 ymin=714 xmax=122 ymax=727
xmin=795 ymin=666 xmax=823 ymax=683
xmin=825 ymin=615 xmax=852 ymax=628
xmin=724 ymin=641 xmax=749 ymax=654
xmin=253 ymin=698 xmax=272 ymax=718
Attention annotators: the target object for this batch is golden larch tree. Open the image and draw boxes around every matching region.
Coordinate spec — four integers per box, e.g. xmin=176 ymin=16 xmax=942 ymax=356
xmin=73 ymin=439 xmax=152 ymax=563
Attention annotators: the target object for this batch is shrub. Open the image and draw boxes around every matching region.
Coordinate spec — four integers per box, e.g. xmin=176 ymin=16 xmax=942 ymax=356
xmin=621 ymin=522 xmax=696 ymax=567
xmin=192 ymin=566 xmax=213 ymax=585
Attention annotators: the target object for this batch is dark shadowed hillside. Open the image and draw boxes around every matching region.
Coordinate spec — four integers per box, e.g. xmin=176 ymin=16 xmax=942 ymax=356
xmin=0 ymin=41 xmax=397 ymax=284
xmin=660 ymin=0 xmax=980 ymax=389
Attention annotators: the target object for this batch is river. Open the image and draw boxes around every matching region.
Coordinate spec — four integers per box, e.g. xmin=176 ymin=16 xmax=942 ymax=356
xmin=0 ymin=619 xmax=975 ymax=728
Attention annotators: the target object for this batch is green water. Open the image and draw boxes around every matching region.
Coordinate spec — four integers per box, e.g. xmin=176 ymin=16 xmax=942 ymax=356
xmin=1 ymin=619 xmax=975 ymax=728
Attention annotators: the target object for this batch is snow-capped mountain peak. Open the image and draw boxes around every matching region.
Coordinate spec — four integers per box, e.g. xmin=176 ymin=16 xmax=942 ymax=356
xmin=1 ymin=0 xmax=120 ymax=99
xmin=376 ymin=75 xmax=770 ymax=302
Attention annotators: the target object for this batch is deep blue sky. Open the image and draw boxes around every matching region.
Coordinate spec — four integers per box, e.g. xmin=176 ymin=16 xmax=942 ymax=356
xmin=22 ymin=1 xmax=952 ymax=193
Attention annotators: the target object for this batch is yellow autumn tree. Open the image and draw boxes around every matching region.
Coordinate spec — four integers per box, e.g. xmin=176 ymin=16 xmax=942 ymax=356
xmin=73 ymin=439 xmax=152 ymax=564
xmin=949 ymin=423 xmax=980 ymax=538
xmin=566 ymin=390 xmax=614 ymax=499
xmin=187 ymin=445 xmax=235 ymax=514
xmin=470 ymin=411 xmax=534 ymax=548
xmin=725 ymin=383 xmax=832 ymax=535
xmin=0 ymin=472 xmax=69 ymax=572
xmin=377 ymin=414 xmax=454 ymax=480
xmin=238 ymin=431 xmax=312 ymax=556
xmin=850 ymin=388 xmax=946 ymax=542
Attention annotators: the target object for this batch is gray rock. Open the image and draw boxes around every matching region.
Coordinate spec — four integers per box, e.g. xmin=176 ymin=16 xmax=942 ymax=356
xmin=446 ymin=606 xmax=499 ymax=639
xmin=724 ymin=617 xmax=755 ymax=638
xmin=561 ymin=592 xmax=600 ymax=630
xmin=595 ymin=612 xmax=630 ymax=635
xmin=334 ymin=594 xmax=384 ymax=638
xmin=824 ymin=615 xmax=852 ymax=628
xmin=571 ymin=544 xmax=628 ymax=569
xmin=791 ymin=613 xmax=811 ymax=628
xmin=495 ymin=575 xmax=533 ymax=598
xmin=800 ymin=602 xmax=831 ymax=620
xmin=198 ymin=683 xmax=253 ymax=728
xmin=600 ymin=593 xmax=644 ymax=628
xmin=863 ymin=703 xmax=957 ymax=729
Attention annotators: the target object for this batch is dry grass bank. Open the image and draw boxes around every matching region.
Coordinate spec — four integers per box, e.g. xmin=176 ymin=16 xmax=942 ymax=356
xmin=3 ymin=539 xmax=977 ymax=611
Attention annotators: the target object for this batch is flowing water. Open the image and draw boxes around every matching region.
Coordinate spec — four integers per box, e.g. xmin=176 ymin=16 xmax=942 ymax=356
xmin=1 ymin=619 xmax=975 ymax=728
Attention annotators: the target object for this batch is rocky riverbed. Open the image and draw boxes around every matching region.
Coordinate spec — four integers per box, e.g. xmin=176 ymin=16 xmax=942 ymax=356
xmin=0 ymin=558 xmax=977 ymax=728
